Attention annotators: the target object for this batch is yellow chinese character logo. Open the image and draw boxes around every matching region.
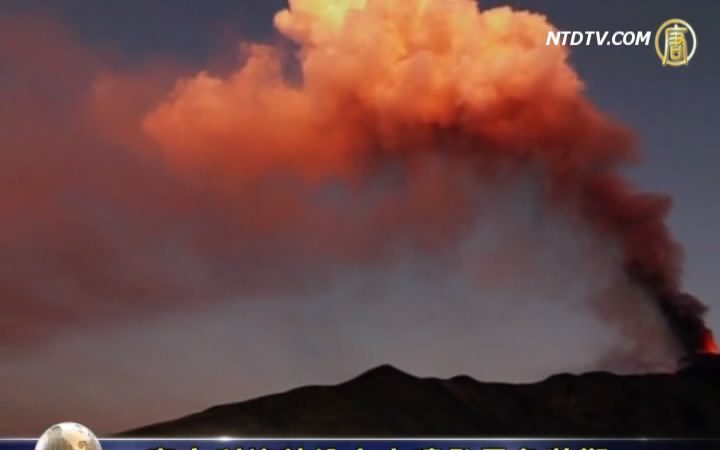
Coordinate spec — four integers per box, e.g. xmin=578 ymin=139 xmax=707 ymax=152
xmin=655 ymin=19 xmax=696 ymax=67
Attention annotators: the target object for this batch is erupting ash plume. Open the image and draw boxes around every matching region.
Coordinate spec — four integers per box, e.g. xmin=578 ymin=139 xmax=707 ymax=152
xmin=1 ymin=0 xmax=714 ymax=367
xmin=143 ymin=0 xmax=715 ymax=357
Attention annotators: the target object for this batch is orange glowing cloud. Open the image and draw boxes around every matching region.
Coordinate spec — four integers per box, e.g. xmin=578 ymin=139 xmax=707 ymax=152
xmin=142 ymin=0 xmax=709 ymax=355
xmin=0 ymin=1 xmax=710 ymax=360
xmin=144 ymin=0 xmax=632 ymax=182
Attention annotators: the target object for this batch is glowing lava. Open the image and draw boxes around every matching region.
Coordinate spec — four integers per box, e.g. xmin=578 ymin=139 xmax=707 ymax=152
xmin=702 ymin=330 xmax=719 ymax=354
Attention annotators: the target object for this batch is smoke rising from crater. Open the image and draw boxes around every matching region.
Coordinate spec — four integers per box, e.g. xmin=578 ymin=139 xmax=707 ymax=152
xmin=0 ymin=0 xmax=711 ymax=364
xmin=142 ymin=0 xmax=710 ymax=356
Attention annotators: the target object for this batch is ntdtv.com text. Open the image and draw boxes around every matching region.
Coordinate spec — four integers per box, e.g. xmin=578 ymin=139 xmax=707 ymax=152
xmin=546 ymin=30 xmax=651 ymax=46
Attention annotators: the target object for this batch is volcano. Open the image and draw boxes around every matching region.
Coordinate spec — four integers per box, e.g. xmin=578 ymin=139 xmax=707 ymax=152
xmin=121 ymin=360 xmax=720 ymax=438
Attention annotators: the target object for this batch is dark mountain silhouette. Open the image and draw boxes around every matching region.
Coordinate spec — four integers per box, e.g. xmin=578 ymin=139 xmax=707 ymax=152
xmin=121 ymin=357 xmax=720 ymax=437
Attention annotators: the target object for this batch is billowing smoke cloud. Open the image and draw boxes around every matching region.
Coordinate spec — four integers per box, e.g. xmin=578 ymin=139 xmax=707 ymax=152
xmin=142 ymin=0 xmax=711 ymax=356
xmin=0 ymin=0 xmax=711 ymax=365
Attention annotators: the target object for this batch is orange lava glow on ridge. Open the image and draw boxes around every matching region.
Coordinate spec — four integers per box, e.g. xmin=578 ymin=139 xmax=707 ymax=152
xmin=702 ymin=330 xmax=719 ymax=354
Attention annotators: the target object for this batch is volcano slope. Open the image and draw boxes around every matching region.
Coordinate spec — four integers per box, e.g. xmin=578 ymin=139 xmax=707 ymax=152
xmin=122 ymin=360 xmax=720 ymax=437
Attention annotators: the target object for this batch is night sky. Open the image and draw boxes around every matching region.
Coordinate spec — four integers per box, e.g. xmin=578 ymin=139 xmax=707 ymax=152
xmin=1 ymin=0 xmax=719 ymax=436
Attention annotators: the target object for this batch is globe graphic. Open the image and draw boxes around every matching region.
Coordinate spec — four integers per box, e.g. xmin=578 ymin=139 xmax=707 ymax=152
xmin=35 ymin=423 xmax=102 ymax=450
